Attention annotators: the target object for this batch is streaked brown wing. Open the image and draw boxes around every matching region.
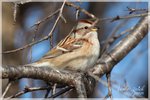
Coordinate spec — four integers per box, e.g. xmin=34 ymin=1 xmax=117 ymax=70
xmin=42 ymin=47 xmax=64 ymax=59
xmin=42 ymin=35 xmax=83 ymax=59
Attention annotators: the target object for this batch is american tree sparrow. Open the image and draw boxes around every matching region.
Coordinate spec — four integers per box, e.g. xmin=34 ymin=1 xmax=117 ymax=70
xmin=27 ymin=19 xmax=100 ymax=71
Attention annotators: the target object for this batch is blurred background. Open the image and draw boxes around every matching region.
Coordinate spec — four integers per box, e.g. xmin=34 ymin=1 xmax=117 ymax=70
xmin=2 ymin=1 xmax=148 ymax=98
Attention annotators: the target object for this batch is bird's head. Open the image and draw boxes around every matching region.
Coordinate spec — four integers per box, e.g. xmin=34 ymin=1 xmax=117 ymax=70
xmin=73 ymin=19 xmax=98 ymax=38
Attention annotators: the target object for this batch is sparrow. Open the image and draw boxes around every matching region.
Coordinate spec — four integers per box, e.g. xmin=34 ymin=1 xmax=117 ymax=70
xmin=26 ymin=19 xmax=100 ymax=71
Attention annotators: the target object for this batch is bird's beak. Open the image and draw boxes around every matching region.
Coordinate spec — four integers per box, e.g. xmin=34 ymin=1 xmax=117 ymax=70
xmin=91 ymin=27 xmax=97 ymax=31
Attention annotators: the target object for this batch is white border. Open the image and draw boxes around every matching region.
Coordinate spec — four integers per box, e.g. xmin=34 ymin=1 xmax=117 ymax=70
xmin=148 ymin=6 xmax=150 ymax=99
xmin=1 ymin=0 xmax=150 ymax=2
xmin=0 ymin=0 xmax=2 ymax=99
xmin=0 ymin=0 xmax=149 ymax=100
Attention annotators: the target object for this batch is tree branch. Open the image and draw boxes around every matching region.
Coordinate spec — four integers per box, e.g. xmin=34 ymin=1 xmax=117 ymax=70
xmin=1 ymin=16 xmax=148 ymax=97
xmin=92 ymin=15 xmax=148 ymax=77
xmin=9 ymin=86 xmax=50 ymax=98
xmin=66 ymin=2 xmax=97 ymax=19
xmin=3 ymin=0 xmax=66 ymax=54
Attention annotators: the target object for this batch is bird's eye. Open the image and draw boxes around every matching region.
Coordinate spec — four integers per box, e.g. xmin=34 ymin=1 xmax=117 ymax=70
xmin=84 ymin=26 xmax=88 ymax=29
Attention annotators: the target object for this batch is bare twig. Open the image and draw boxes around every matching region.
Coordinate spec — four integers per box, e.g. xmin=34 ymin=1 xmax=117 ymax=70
xmin=60 ymin=15 xmax=67 ymax=23
xmin=29 ymin=25 xmax=39 ymax=63
xmin=126 ymin=6 xmax=148 ymax=14
xmin=31 ymin=9 xmax=60 ymax=28
xmin=8 ymin=86 xmax=50 ymax=98
xmin=2 ymin=81 xmax=12 ymax=98
xmin=3 ymin=3 xmax=147 ymax=54
xmin=52 ymin=83 xmax=57 ymax=95
xmin=50 ymin=33 xmax=53 ymax=48
xmin=106 ymin=72 xmax=112 ymax=99
xmin=49 ymin=86 xmax=73 ymax=98
xmin=13 ymin=0 xmax=34 ymax=23
xmin=101 ymin=20 xmax=129 ymax=54
xmin=13 ymin=3 xmax=19 ymax=23
xmin=44 ymin=86 xmax=51 ymax=98
xmin=101 ymin=13 xmax=148 ymax=22
xmin=109 ymin=27 xmax=134 ymax=43
xmin=76 ymin=10 xmax=80 ymax=20
xmin=48 ymin=0 xmax=66 ymax=48
xmin=3 ymin=0 xmax=66 ymax=54
xmin=101 ymin=26 xmax=134 ymax=46
xmin=66 ymin=2 xmax=97 ymax=19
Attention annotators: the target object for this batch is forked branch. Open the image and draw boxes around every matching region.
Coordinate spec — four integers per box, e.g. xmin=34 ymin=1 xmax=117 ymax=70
xmin=2 ymin=15 xmax=148 ymax=97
